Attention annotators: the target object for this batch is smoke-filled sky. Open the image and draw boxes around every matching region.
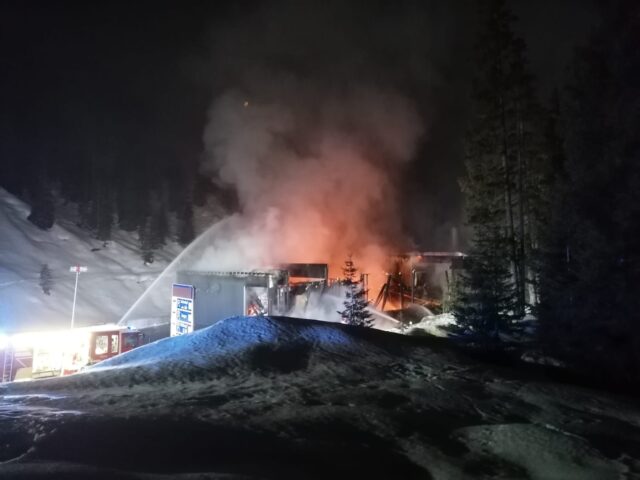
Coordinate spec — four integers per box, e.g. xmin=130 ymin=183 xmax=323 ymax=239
xmin=0 ymin=0 xmax=598 ymax=256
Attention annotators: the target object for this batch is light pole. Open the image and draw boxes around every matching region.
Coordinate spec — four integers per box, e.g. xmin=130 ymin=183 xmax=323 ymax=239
xmin=69 ymin=266 xmax=87 ymax=329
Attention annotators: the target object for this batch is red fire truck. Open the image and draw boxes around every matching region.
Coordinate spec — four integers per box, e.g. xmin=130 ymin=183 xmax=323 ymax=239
xmin=1 ymin=325 xmax=144 ymax=382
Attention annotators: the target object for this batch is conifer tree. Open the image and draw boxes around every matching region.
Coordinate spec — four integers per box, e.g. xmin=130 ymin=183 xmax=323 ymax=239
xmin=456 ymin=149 xmax=518 ymax=338
xmin=454 ymin=231 xmax=517 ymax=340
xmin=117 ymin=177 xmax=142 ymax=232
xmin=39 ymin=263 xmax=53 ymax=295
xmin=455 ymin=0 xmax=548 ymax=335
xmin=149 ymin=206 xmax=169 ymax=250
xmin=176 ymin=174 xmax=196 ymax=246
xmin=95 ymin=182 xmax=114 ymax=242
xmin=27 ymin=176 xmax=55 ymax=230
xmin=137 ymin=189 xmax=170 ymax=264
xmin=150 ymin=188 xmax=170 ymax=249
xmin=337 ymin=255 xmax=373 ymax=327
xmin=138 ymin=216 xmax=155 ymax=265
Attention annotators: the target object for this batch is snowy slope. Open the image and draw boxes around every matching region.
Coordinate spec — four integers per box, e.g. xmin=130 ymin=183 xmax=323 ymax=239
xmin=0 ymin=188 xmax=182 ymax=332
xmin=1 ymin=316 xmax=639 ymax=479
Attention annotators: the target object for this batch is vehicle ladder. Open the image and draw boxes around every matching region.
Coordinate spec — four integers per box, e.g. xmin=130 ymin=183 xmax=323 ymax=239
xmin=1 ymin=346 xmax=14 ymax=383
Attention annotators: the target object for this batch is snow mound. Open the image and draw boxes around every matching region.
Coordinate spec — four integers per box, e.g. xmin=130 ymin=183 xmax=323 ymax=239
xmin=98 ymin=316 xmax=367 ymax=368
xmin=47 ymin=316 xmax=412 ymax=389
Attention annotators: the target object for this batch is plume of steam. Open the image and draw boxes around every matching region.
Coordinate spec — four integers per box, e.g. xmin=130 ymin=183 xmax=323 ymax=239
xmin=198 ymin=83 xmax=423 ymax=288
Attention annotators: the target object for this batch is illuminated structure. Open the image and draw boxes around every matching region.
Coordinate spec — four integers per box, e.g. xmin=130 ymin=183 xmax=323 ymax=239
xmin=1 ymin=325 xmax=143 ymax=383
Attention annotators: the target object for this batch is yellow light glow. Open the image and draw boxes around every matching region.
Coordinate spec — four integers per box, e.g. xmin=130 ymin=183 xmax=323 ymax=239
xmin=10 ymin=329 xmax=89 ymax=351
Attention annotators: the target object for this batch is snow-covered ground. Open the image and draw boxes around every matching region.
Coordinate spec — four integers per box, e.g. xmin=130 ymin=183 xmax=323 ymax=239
xmin=401 ymin=312 xmax=538 ymax=341
xmin=1 ymin=316 xmax=639 ymax=479
xmin=402 ymin=313 xmax=458 ymax=338
xmin=0 ymin=188 xmax=185 ymax=333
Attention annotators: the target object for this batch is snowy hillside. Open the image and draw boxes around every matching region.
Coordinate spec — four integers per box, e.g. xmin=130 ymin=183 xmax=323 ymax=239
xmin=0 ymin=188 xmax=182 ymax=332
xmin=1 ymin=316 xmax=639 ymax=479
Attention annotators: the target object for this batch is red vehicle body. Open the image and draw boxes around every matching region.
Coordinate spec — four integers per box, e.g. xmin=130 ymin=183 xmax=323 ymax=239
xmin=1 ymin=326 xmax=144 ymax=382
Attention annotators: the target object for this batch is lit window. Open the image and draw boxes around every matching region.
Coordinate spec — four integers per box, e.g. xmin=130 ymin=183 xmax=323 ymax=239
xmin=111 ymin=334 xmax=119 ymax=354
xmin=94 ymin=335 xmax=108 ymax=355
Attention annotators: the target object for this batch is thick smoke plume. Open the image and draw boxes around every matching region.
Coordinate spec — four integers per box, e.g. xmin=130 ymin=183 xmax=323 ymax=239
xmin=189 ymin=0 xmax=467 ymax=289
xmin=198 ymin=83 xmax=422 ymax=287
xmin=120 ymin=1 xmax=470 ymax=325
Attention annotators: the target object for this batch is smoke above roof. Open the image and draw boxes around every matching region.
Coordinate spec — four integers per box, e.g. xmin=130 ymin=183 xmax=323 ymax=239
xmin=196 ymin=0 xmax=463 ymax=282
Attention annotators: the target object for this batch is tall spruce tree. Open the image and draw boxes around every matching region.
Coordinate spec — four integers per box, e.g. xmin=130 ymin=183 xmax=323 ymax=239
xmin=455 ymin=170 xmax=517 ymax=339
xmin=338 ymin=255 xmax=373 ymax=328
xmin=456 ymin=0 xmax=548 ymax=336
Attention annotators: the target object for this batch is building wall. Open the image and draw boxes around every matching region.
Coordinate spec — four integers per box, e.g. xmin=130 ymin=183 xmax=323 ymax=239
xmin=176 ymin=272 xmax=247 ymax=330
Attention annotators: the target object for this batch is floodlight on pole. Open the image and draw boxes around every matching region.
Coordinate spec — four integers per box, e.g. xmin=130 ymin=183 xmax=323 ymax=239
xmin=69 ymin=266 xmax=88 ymax=329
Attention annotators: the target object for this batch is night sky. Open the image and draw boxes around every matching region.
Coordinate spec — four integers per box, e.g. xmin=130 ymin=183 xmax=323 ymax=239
xmin=0 ymin=0 xmax=598 ymax=249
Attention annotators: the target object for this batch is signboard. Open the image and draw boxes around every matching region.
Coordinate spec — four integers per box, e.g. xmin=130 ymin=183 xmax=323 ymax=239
xmin=69 ymin=266 xmax=88 ymax=273
xmin=171 ymin=284 xmax=195 ymax=337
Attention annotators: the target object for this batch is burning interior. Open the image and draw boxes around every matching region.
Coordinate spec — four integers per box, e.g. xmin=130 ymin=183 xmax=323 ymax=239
xmin=164 ymin=254 xmax=465 ymax=340
xmin=172 ymin=263 xmax=330 ymax=333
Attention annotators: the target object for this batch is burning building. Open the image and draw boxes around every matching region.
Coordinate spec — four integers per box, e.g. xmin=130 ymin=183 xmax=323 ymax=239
xmin=162 ymin=264 xmax=330 ymax=340
xmin=166 ymin=253 xmax=466 ymax=338
xmin=375 ymin=252 xmax=466 ymax=313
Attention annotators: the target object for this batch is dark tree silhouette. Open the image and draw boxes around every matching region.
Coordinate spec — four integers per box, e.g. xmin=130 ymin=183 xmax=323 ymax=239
xmin=27 ymin=177 xmax=55 ymax=230
xmin=455 ymin=0 xmax=549 ymax=338
xmin=39 ymin=264 xmax=53 ymax=295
